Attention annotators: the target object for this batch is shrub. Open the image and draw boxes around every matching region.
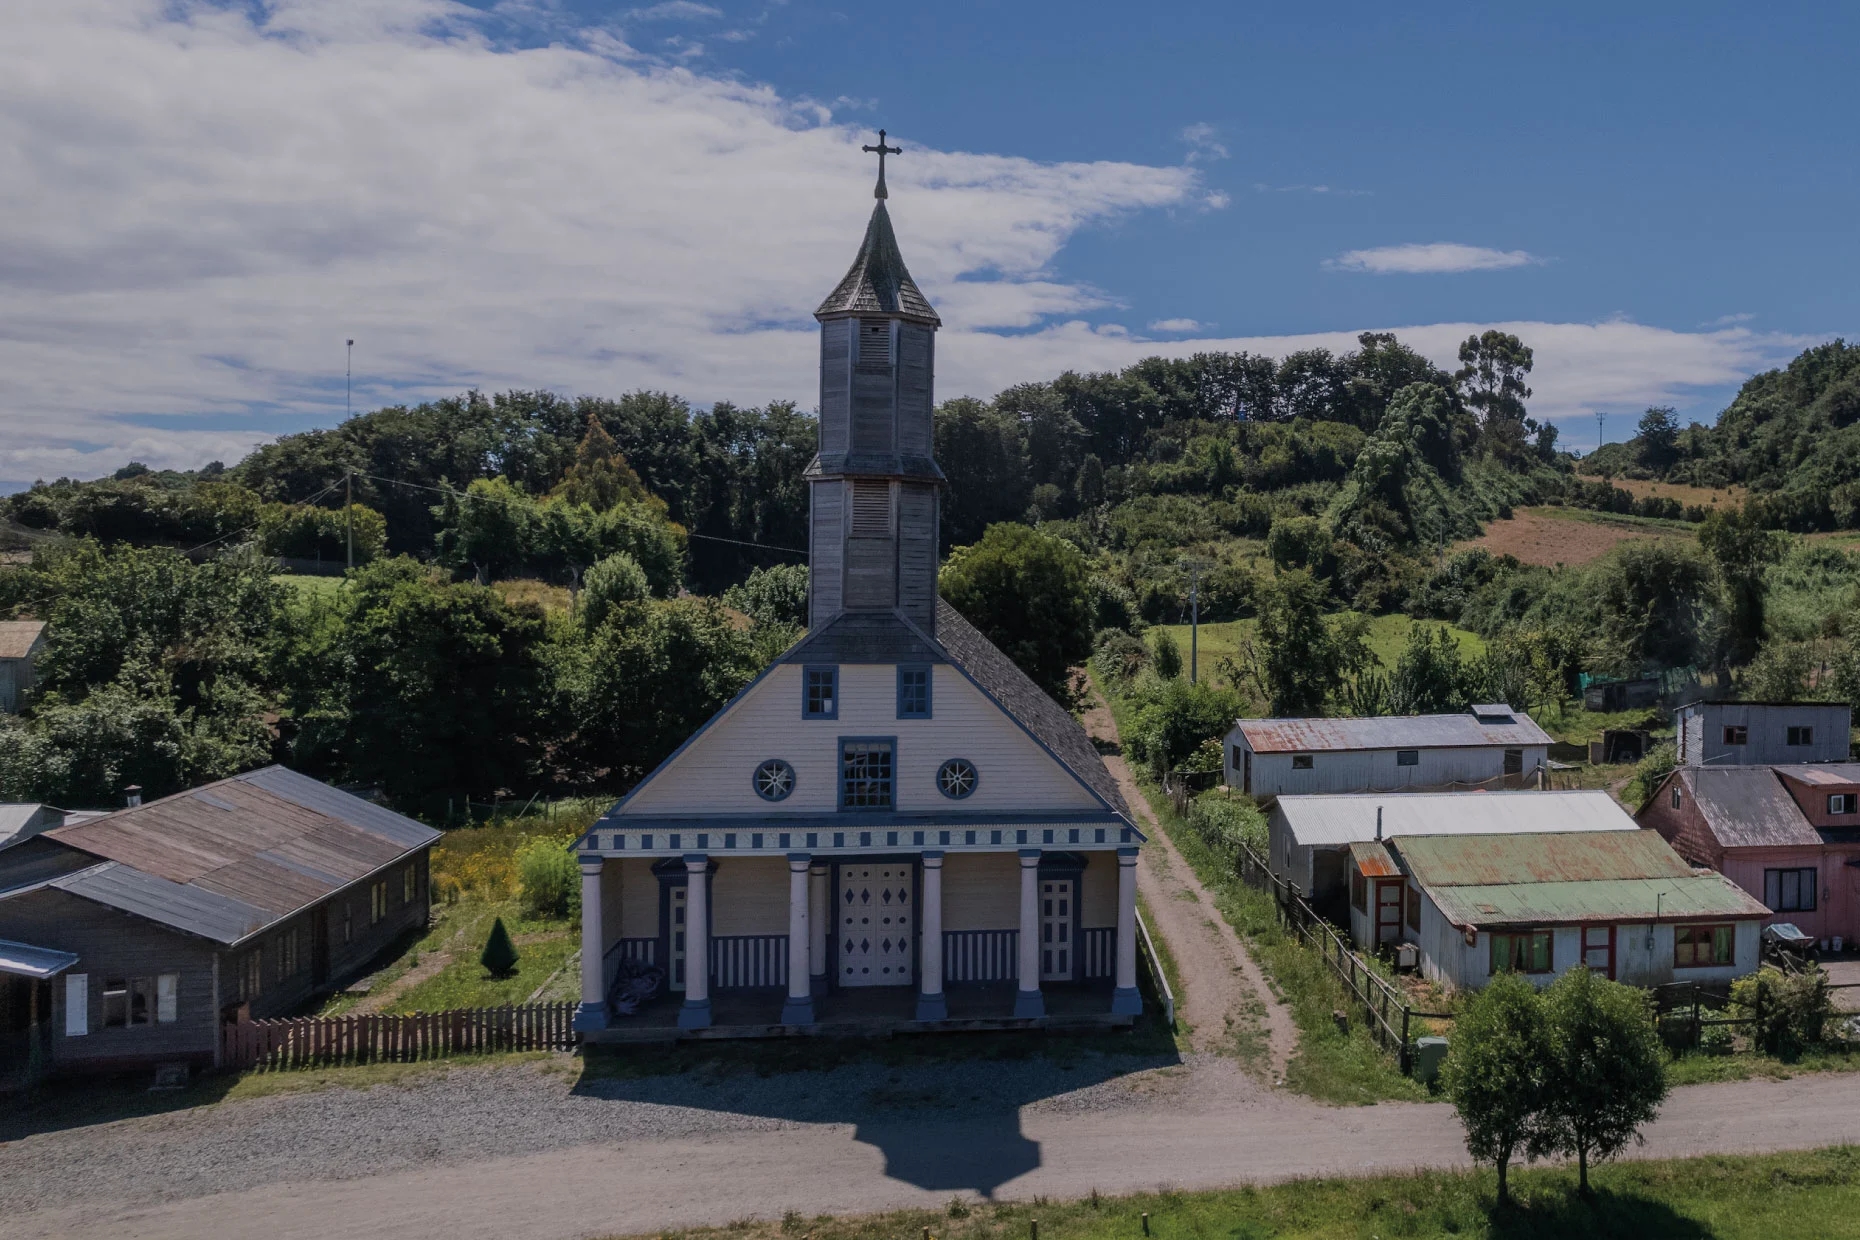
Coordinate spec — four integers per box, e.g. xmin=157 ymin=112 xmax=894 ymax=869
xmin=1093 ymin=629 xmax=1147 ymax=684
xmin=1125 ymin=676 xmax=1244 ymax=779
xmin=1150 ymin=628 xmax=1183 ymax=679
xmin=581 ymin=551 xmax=650 ymax=630
xmin=480 ymin=917 xmax=520 ymax=977
xmin=1731 ymin=965 xmax=1834 ymax=1056
xmin=1185 ymin=789 xmax=1267 ymax=856
xmin=517 ymin=837 xmax=580 ymax=920
xmin=1626 ymin=741 xmax=1677 ymax=807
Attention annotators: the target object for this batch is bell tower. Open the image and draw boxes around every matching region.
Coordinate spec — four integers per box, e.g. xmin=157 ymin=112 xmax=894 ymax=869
xmin=808 ymin=131 xmax=943 ymax=633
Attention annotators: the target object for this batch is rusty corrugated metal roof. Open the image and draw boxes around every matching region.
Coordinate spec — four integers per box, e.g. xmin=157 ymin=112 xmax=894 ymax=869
xmin=1235 ymin=708 xmax=1551 ymax=753
xmin=1348 ymin=840 xmax=1401 ymax=877
xmin=1428 ymin=876 xmax=1771 ymax=928
xmin=1392 ymin=828 xmax=1693 ymax=886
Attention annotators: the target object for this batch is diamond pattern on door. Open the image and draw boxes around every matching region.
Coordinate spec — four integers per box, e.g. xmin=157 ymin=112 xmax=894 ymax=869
xmin=1041 ymin=879 xmax=1072 ymax=981
xmin=839 ymin=865 xmax=912 ymax=986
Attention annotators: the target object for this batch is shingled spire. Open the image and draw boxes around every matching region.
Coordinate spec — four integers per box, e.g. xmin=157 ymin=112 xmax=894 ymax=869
xmin=806 ymin=135 xmax=943 ymax=633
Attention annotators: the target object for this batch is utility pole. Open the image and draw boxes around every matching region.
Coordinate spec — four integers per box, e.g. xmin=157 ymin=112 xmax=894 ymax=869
xmin=345 ymin=468 xmax=354 ymax=571
xmin=346 ymin=339 xmax=354 ymax=419
xmin=1596 ymin=410 xmax=1605 ymax=454
xmin=1181 ymin=557 xmax=1212 ymax=684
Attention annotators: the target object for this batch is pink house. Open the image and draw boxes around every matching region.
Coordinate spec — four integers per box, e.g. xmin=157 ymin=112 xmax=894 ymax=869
xmin=1640 ymin=764 xmax=1860 ymax=945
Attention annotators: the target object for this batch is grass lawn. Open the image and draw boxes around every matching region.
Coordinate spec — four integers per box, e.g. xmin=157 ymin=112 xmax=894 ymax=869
xmin=604 ymin=1147 xmax=1860 ymax=1240
xmin=388 ymin=899 xmax=579 ymax=1012
xmin=271 ymin=572 xmax=346 ymax=600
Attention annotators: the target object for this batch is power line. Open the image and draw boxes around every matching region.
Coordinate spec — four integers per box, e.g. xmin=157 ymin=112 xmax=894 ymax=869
xmin=178 ymin=476 xmax=347 ymax=556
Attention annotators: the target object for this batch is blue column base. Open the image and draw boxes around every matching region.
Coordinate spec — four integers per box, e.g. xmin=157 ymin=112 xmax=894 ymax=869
xmin=676 ymin=998 xmax=713 ymax=1029
xmin=572 ymin=1002 xmax=609 ymax=1033
xmin=1013 ymin=988 xmax=1045 ymax=1019
xmin=780 ymin=995 xmax=816 ymax=1025
xmin=1110 ymin=986 xmax=1143 ymax=1016
xmin=915 ymin=992 xmax=948 ymax=1021
xmin=811 ymin=972 xmax=828 ymax=997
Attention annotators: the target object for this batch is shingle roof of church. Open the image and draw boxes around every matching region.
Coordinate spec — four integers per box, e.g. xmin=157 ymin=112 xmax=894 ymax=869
xmin=815 ymin=201 xmax=940 ymax=326
xmin=933 ymin=601 xmax=1129 ymax=817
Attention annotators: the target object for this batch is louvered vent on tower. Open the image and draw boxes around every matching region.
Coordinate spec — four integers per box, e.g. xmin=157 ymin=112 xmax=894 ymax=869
xmin=851 ymin=480 xmax=891 ymax=536
xmin=855 ymin=319 xmax=893 ymax=374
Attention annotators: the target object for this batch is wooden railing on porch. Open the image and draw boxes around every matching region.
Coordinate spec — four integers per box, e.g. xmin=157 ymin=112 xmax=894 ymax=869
xmin=222 ymin=1003 xmax=577 ymax=1071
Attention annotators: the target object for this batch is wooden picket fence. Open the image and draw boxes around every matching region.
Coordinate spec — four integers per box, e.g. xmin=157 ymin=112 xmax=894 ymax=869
xmin=222 ymin=1002 xmax=578 ymax=1071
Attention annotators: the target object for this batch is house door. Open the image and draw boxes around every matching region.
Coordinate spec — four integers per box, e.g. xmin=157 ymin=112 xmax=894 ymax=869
xmin=1375 ymin=880 xmax=1403 ymax=945
xmin=669 ymin=885 xmax=688 ymax=992
xmin=1242 ymin=750 xmax=1252 ymax=794
xmin=838 ymin=865 xmax=913 ymax=987
xmin=310 ymin=906 xmax=330 ymax=986
xmin=1041 ymin=879 xmax=1074 ymax=981
xmin=1582 ymin=925 xmax=1615 ymax=979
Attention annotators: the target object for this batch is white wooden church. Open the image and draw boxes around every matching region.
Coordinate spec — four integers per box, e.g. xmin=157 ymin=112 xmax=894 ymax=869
xmin=573 ymin=145 xmax=1145 ymax=1036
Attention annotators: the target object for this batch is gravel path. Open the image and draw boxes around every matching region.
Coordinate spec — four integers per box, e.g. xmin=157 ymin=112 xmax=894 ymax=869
xmin=1077 ymin=685 xmax=1296 ymax=1076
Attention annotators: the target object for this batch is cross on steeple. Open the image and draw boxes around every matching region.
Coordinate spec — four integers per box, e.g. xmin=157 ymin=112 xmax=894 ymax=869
xmin=862 ymin=129 xmax=902 ymax=200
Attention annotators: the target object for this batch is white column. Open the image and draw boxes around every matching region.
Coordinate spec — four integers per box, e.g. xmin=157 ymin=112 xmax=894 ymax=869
xmin=573 ymin=854 xmax=608 ymax=1032
xmin=1111 ymin=846 xmax=1142 ymax=1015
xmin=808 ymin=863 xmax=829 ymax=995
xmin=781 ymin=854 xmax=815 ymax=1024
xmin=1014 ymin=849 xmax=1044 ymax=1018
xmin=916 ymin=852 xmax=947 ymax=1020
xmin=677 ymin=855 xmax=712 ymax=1029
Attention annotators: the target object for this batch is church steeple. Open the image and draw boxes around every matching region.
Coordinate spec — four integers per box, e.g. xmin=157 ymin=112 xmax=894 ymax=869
xmin=807 ymin=134 xmax=943 ymax=633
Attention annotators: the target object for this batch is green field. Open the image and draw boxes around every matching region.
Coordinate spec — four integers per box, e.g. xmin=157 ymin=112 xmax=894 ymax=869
xmin=271 ymin=573 xmax=346 ymax=600
xmin=612 ymin=1147 xmax=1860 ymax=1240
xmin=1153 ymin=611 xmax=1486 ymax=684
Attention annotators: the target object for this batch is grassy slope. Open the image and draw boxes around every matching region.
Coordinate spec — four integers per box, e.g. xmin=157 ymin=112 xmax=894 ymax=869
xmin=608 ymin=1147 xmax=1860 ymax=1240
xmin=1151 ymin=612 xmax=1486 ymax=685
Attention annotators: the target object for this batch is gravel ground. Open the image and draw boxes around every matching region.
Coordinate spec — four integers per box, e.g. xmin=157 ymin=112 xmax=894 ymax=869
xmin=0 ymin=1046 xmax=1210 ymax=1216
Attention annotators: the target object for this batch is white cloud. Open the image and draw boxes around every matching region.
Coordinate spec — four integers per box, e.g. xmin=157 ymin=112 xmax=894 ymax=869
xmin=0 ymin=0 xmax=1199 ymax=479
xmin=1147 ymin=318 xmax=1204 ymax=333
xmin=1180 ymin=122 xmax=1228 ymax=164
xmin=1705 ymin=312 xmax=1755 ymax=327
xmin=625 ymin=1 xmax=722 ymax=21
xmin=1329 ymin=243 xmax=1545 ymax=275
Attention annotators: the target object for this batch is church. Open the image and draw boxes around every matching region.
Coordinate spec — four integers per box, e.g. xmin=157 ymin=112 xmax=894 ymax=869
xmin=572 ymin=140 xmax=1145 ymax=1037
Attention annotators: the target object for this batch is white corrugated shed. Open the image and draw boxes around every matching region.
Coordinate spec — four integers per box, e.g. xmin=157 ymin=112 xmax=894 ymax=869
xmin=1275 ymin=790 xmax=1637 ymax=847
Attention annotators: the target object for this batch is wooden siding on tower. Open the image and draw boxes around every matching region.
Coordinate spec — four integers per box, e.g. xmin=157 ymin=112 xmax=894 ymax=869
xmin=942 ymin=852 xmax=1018 ymax=932
xmin=818 ymin=318 xmax=851 ymax=455
xmin=712 ymin=857 xmax=788 ymax=936
xmin=897 ymin=325 xmax=933 ymax=452
xmin=897 ymin=484 xmax=937 ymax=629
xmin=850 ymin=370 xmax=895 ymax=455
xmin=1079 ymin=850 xmax=1117 ymax=929
xmin=809 ymin=481 xmax=844 ymax=626
xmin=616 ymin=663 xmax=1102 ymax=816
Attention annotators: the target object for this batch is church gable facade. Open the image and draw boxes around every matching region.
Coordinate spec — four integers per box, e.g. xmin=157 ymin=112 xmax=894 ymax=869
xmin=572 ymin=145 xmax=1143 ymax=1036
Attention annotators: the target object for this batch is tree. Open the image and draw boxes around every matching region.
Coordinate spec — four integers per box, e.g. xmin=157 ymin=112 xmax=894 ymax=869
xmin=1443 ymin=972 xmax=1550 ymax=1208
xmin=1388 ymin=624 xmax=1478 ymax=715
xmin=1455 ymin=331 xmax=1535 ymax=460
xmin=1074 ymin=454 xmax=1106 ymax=509
xmin=1698 ymin=506 xmax=1788 ymax=666
xmin=1149 ymin=628 xmax=1182 ymax=679
xmin=1636 ymin=406 xmax=1681 ymax=474
xmin=551 ymin=412 xmax=648 ymax=511
xmin=1241 ymin=570 xmax=1358 ymax=715
xmin=938 ymin=524 xmax=1093 ymax=703
xmin=1537 ymin=966 xmax=1668 ymax=1195
xmin=933 ymin=398 xmax=1032 ymax=547
xmin=721 ymin=563 xmax=809 ymax=631
xmin=579 ymin=551 xmax=650 ymax=631
xmin=480 ymin=917 xmax=520 ymax=977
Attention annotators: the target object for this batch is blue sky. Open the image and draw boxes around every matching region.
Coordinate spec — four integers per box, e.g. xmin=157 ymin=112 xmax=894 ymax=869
xmin=1 ymin=0 xmax=1854 ymax=484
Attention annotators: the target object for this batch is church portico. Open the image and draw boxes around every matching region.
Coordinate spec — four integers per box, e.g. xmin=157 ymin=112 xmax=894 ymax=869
xmin=573 ymin=137 xmax=1146 ymax=1042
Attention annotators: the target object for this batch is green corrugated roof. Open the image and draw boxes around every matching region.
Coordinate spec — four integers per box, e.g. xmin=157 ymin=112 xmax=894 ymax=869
xmin=1428 ymin=875 xmax=1771 ymax=928
xmin=1393 ymin=829 xmax=1693 ymax=886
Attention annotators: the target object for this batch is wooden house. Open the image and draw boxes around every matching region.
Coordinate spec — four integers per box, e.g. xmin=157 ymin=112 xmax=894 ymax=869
xmin=1268 ymin=789 xmax=1637 ymax=920
xmin=1348 ymin=829 xmax=1768 ymax=989
xmin=1223 ymin=705 xmax=1551 ymax=798
xmin=571 ymin=158 xmax=1144 ymax=1037
xmin=0 ymin=620 xmax=46 ymax=714
xmin=1675 ymin=700 xmax=1854 ymax=768
xmin=1640 ymin=762 xmax=1860 ymax=947
xmin=0 ymin=766 xmax=437 ymax=1080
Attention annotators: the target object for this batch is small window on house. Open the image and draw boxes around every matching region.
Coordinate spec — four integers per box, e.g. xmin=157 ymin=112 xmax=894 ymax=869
xmin=1396 ymin=750 xmax=1420 ymax=767
xmin=804 ymin=666 xmax=838 ymax=719
xmin=1675 ymin=924 xmax=1735 ymax=968
xmin=242 ymin=951 xmax=263 ymax=1000
xmin=1407 ymin=887 xmax=1421 ymax=931
xmin=102 ymin=978 xmax=129 ymax=1028
xmin=1830 ymin=794 xmax=1859 ymax=815
xmin=371 ymin=880 xmax=389 ymax=925
xmin=1764 ymin=867 xmax=1818 ymax=912
xmin=841 ymin=739 xmax=894 ymax=809
xmin=276 ymin=929 xmax=298 ymax=981
xmin=897 ymin=666 xmax=931 ymax=719
xmin=1292 ymin=754 xmax=1314 ymax=770
xmin=403 ymin=866 xmax=417 ymax=903
xmin=1231 ymin=745 xmax=1243 ymax=772
xmin=157 ymin=973 xmax=178 ymax=1023
xmin=1723 ymin=725 xmax=1748 ymax=745
xmin=342 ymin=902 xmax=354 ymax=945
xmin=1788 ymin=726 xmax=1815 ymax=747
xmin=1671 ymin=785 xmax=1682 ymax=808
xmin=1490 ymin=930 xmax=1553 ymax=975
xmin=1351 ymin=871 xmax=1367 ymax=913
xmin=1504 ymin=748 xmax=1524 ymax=775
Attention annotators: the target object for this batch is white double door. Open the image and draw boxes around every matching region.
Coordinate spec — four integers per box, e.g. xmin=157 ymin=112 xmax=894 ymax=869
xmin=838 ymin=864 xmax=914 ymax=987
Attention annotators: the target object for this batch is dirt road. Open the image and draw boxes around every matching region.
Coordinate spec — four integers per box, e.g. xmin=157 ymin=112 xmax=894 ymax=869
xmin=11 ymin=1061 xmax=1860 ymax=1240
xmin=1076 ymin=684 xmax=1296 ymax=1077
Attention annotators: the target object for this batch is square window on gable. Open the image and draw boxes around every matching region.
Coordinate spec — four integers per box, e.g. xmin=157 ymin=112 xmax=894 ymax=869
xmin=897 ymin=666 xmax=931 ymax=719
xmin=1396 ymin=749 xmax=1420 ymax=767
xmin=1788 ymin=726 xmax=1814 ymax=747
xmin=1723 ymin=725 xmax=1748 ymax=745
xmin=1292 ymin=754 xmax=1314 ymax=770
xmin=804 ymin=666 xmax=838 ymax=719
